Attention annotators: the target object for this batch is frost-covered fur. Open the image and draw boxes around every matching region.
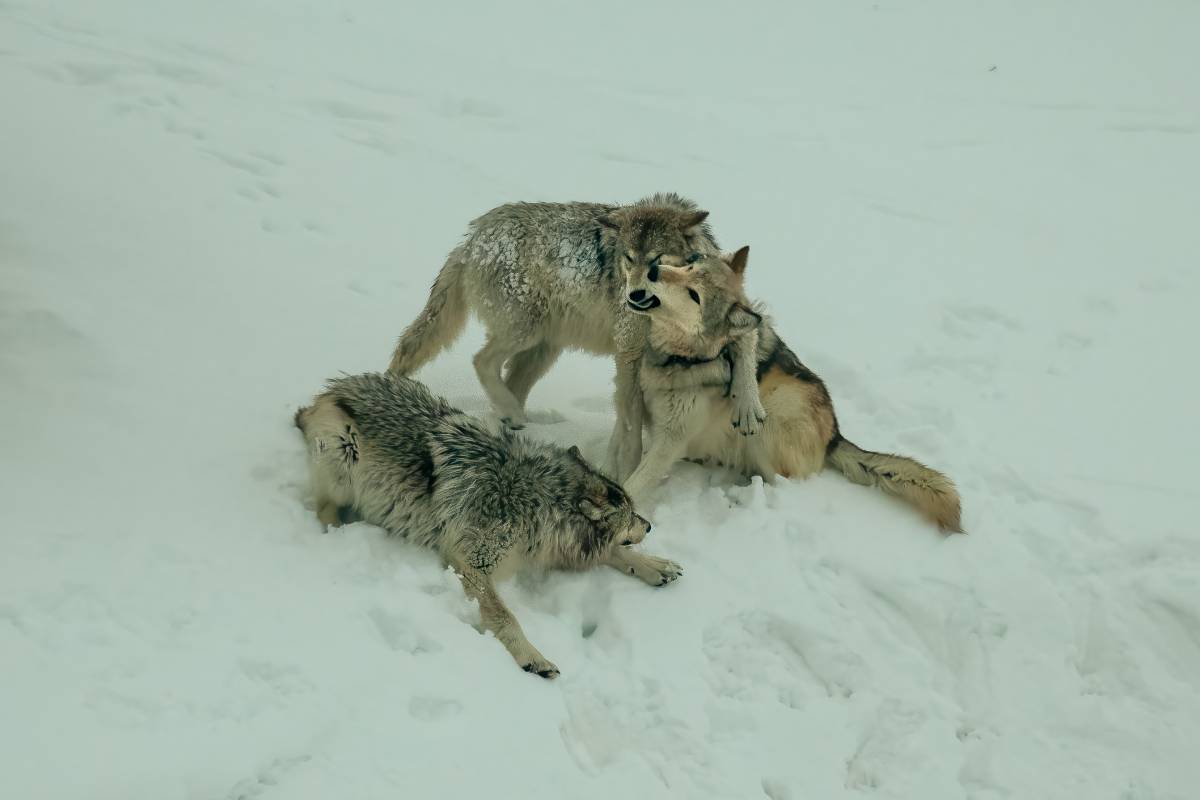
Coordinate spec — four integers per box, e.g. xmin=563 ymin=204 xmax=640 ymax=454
xmin=385 ymin=193 xmax=721 ymax=479
xmin=295 ymin=373 xmax=681 ymax=678
xmin=624 ymin=249 xmax=963 ymax=533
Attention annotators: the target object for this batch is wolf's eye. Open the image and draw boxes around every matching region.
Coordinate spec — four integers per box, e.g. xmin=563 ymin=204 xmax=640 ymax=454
xmin=688 ymin=288 xmax=701 ymax=304
xmin=686 ymin=252 xmax=701 ymax=264
xmin=623 ymin=252 xmax=633 ymax=263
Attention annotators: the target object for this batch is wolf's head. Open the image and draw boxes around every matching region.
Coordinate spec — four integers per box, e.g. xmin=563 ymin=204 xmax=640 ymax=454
xmin=598 ymin=203 xmax=713 ymax=311
xmin=627 ymin=245 xmax=761 ymax=356
xmin=564 ymin=445 xmax=651 ymax=554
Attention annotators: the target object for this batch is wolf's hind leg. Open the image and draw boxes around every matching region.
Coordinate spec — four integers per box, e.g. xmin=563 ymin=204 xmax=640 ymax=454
xmin=503 ymin=340 xmax=563 ymax=407
xmin=607 ymin=548 xmax=683 ymax=587
xmin=473 ymin=333 xmax=536 ymax=428
xmin=300 ymin=396 xmax=357 ymax=528
xmin=317 ymin=501 xmax=342 ymax=527
xmin=453 ymin=561 xmax=559 ymax=679
xmin=316 ymin=502 xmax=358 ymax=528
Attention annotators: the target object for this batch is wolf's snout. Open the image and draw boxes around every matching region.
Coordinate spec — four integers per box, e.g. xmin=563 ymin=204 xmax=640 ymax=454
xmin=620 ymin=515 xmax=651 ymax=546
xmin=626 ymin=291 xmax=661 ymax=312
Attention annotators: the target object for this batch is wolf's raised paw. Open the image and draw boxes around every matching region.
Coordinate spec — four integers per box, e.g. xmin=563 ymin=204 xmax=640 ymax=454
xmin=521 ymin=659 xmax=560 ymax=679
xmin=731 ymin=397 xmax=767 ymax=436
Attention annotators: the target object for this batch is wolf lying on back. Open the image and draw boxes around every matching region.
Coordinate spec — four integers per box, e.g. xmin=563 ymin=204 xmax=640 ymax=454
xmin=623 ymin=247 xmax=963 ymax=532
xmin=295 ymin=373 xmax=682 ymax=678
xmin=387 ymin=193 xmax=765 ymax=480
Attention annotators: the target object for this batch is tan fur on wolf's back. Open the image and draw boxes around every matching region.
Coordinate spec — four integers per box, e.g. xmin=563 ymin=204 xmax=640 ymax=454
xmin=757 ymin=365 xmax=836 ymax=479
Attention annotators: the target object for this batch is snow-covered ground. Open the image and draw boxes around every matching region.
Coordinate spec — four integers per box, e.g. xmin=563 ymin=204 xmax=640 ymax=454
xmin=3 ymin=1 xmax=1198 ymax=797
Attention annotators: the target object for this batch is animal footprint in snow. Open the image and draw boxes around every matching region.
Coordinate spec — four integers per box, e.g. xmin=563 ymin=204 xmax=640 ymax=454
xmin=408 ymin=695 xmax=462 ymax=721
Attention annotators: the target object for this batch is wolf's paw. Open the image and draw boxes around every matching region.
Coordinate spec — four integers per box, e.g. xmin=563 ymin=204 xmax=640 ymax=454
xmin=521 ymin=657 xmax=560 ymax=680
xmin=628 ymin=554 xmax=683 ymax=587
xmin=730 ymin=396 xmax=767 ymax=436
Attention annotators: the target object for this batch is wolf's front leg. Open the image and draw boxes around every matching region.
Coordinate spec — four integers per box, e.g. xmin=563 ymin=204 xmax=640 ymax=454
xmin=729 ymin=330 xmax=766 ymax=436
xmin=607 ymin=547 xmax=683 ymax=587
xmin=623 ymin=428 xmax=690 ymax=505
xmin=604 ymin=356 xmax=644 ymax=480
xmin=453 ymin=561 xmax=558 ymax=679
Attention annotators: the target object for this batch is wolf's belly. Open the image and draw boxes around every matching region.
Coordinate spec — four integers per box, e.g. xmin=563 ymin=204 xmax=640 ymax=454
xmin=545 ymin=298 xmax=618 ymax=354
xmin=684 ymin=367 xmax=834 ymax=481
xmin=643 ymin=388 xmax=770 ymax=477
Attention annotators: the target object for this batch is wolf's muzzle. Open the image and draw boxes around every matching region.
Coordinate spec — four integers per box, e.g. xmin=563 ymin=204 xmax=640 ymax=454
xmin=627 ymin=291 xmax=660 ymax=312
xmin=621 ymin=515 xmax=652 ymax=546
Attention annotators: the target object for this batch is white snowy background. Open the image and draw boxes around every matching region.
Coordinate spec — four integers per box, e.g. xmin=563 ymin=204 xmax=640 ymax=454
xmin=2 ymin=1 xmax=1197 ymax=798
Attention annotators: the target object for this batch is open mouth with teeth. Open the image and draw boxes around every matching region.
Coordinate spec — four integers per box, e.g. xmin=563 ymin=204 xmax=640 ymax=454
xmin=627 ymin=295 xmax=661 ymax=313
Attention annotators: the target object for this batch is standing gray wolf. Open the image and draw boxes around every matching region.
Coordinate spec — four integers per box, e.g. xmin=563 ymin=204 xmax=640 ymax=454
xmin=385 ymin=193 xmax=765 ymax=479
xmin=622 ymin=247 xmax=963 ymax=533
xmin=294 ymin=372 xmax=683 ymax=678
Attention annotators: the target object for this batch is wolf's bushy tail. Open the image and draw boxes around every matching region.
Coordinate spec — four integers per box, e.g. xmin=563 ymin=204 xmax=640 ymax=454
xmin=388 ymin=253 xmax=469 ymax=376
xmin=826 ymin=437 xmax=963 ymax=533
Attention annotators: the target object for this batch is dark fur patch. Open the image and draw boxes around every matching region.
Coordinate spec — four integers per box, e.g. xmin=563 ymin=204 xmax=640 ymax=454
xmin=419 ymin=449 xmax=435 ymax=494
xmin=757 ymin=337 xmax=842 ymax=446
xmin=756 ymin=339 xmax=821 ymax=386
xmin=658 ymin=351 xmax=724 ymax=369
xmin=592 ymin=226 xmax=610 ymax=274
xmin=333 ymin=398 xmax=358 ymax=422
xmin=338 ymin=425 xmax=360 ymax=464
xmin=579 ymin=521 xmax=611 ymax=559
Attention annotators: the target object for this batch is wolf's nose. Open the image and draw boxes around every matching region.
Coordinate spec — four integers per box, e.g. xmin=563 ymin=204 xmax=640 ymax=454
xmin=628 ymin=289 xmax=646 ymax=303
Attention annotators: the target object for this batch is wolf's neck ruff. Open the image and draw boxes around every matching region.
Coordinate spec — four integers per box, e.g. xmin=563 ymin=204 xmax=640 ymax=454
xmin=655 ymin=347 xmax=735 ymax=397
xmin=657 ymin=349 xmax=728 ymax=369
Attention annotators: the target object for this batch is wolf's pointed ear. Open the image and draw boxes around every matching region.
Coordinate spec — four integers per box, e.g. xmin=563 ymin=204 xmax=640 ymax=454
xmin=728 ymin=245 xmax=750 ymax=276
xmin=680 ymin=210 xmax=709 ymax=229
xmin=727 ymin=302 xmax=761 ymax=333
xmin=597 ymin=214 xmax=620 ymax=230
xmin=567 ymin=445 xmax=584 ymax=461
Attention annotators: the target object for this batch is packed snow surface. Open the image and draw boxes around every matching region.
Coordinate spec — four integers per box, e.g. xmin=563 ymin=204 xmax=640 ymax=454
xmin=2 ymin=1 xmax=1197 ymax=798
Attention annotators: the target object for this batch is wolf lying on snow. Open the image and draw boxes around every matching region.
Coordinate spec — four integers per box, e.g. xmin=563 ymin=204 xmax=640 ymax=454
xmin=295 ymin=373 xmax=682 ymax=678
xmin=387 ymin=193 xmax=765 ymax=479
xmin=623 ymin=247 xmax=963 ymax=533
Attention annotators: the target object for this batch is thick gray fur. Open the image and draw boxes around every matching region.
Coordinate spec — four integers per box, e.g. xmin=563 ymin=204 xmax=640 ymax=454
xmin=386 ymin=192 xmax=726 ymax=479
xmin=295 ymin=372 xmax=682 ymax=678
